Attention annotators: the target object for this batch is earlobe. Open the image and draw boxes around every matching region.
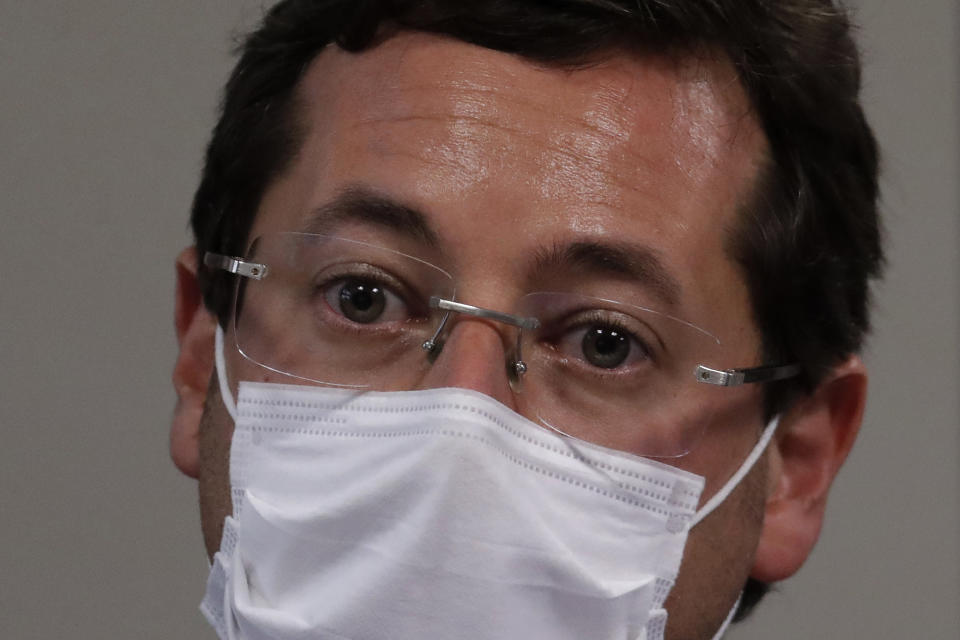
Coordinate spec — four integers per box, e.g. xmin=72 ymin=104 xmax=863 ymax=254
xmin=750 ymin=356 xmax=868 ymax=582
xmin=171 ymin=247 xmax=218 ymax=479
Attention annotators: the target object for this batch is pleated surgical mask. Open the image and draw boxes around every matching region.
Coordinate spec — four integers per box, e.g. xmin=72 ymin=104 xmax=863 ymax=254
xmin=203 ymin=326 xmax=777 ymax=640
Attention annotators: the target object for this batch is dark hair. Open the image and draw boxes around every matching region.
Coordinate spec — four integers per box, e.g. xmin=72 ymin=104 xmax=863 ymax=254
xmin=189 ymin=0 xmax=883 ymax=620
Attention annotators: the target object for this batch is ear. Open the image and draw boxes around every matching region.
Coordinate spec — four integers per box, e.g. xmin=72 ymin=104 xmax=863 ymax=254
xmin=750 ymin=355 xmax=868 ymax=582
xmin=170 ymin=247 xmax=218 ymax=479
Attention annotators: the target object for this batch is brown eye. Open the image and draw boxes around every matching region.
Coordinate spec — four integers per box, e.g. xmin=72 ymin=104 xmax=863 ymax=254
xmin=581 ymin=326 xmax=631 ymax=369
xmin=337 ymin=279 xmax=386 ymax=324
xmin=549 ymin=315 xmax=655 ymax=373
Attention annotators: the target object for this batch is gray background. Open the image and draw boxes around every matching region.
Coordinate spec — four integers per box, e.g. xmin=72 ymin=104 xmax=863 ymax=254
xmin=1 ymin=1 xmax=957 ymax=638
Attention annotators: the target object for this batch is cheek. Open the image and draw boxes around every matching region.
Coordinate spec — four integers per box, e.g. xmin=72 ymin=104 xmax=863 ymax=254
xmin=197 ymin=374 xmax=236 ymax=559
xmin=667 ymin=387 xmax=767 ymax=502
xmin=205 ymin=339 xmax=302 ymax=560
xmin=664 ymin=451 xmax=768 ymax=639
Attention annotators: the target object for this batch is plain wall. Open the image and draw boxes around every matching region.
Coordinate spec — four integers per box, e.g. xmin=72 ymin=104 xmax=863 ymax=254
xmin=1 ymin=1 xmax=957 ymax=638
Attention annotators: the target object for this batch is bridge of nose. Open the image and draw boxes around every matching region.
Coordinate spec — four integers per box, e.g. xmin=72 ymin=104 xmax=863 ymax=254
xmin=416 ymin=316 xmax=519 ymax=409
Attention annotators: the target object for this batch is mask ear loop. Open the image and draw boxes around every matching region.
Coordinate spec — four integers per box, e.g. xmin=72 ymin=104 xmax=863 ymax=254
xmin=215 ymin=324 xmax=239 ymax=423
xmin=709 ymin=592 xmax=742 ymax=640
xmin=690 ymin=414 xmax=781 ymax=527
xmin=680 ymin=415 xmax=779 ymax=639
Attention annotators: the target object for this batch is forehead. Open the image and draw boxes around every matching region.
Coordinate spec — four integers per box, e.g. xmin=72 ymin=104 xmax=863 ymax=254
xmin=252 ymin=32 xmax=766 ymax=338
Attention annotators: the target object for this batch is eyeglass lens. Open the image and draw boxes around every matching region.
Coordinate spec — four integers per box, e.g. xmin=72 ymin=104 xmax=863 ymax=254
xmin=233 ymin=233 xmax=732 ymax=456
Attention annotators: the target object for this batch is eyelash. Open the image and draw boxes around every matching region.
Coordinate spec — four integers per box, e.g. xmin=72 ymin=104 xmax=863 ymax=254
xmin=312 ymin=267 xmax=427 ymax=324
xmin=542 ymin=312 xmax=658 ymax=364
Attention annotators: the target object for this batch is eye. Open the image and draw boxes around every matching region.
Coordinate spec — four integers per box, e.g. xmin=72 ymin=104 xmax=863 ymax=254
xmin=549 ymin=316 xmax=656 ymax=372
xmin=322 ymin=277 xmax=409 ymax=325
xmin=581 ymin=325 xmax=632 ymax=369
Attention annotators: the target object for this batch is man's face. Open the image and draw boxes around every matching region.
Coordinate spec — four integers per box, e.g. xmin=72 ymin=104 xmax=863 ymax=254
xmin=197 ymin=33 xmax=772 ymax=639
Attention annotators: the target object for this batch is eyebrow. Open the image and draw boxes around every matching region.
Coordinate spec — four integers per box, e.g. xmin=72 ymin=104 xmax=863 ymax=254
xmin=531 ymin=241 xmax=681 ymax=309
xmin=303 ymin=186 xmax=440 ymax=248
xmin=303 ymin=187 xmax=680 ymax=308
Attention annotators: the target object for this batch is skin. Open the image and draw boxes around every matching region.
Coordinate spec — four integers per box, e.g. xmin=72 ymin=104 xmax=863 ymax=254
xmin=172 ymin=33 xmax=867 ymax=639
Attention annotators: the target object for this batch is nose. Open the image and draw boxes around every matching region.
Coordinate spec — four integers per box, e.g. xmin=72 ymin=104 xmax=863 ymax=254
xmin=416 ymin=317 xmax=518 ymax=410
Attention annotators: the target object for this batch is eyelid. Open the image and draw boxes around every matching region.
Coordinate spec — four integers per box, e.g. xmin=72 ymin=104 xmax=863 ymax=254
xmin=314 ymin=261 xmax=402 ymax=287
xmin=542 ymin=307 xmax=666 ymax=358
xmin=312 ymin=262 xmax=430 ymax=315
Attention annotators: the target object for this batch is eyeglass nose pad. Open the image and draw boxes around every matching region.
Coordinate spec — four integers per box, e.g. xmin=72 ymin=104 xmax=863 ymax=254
xmin=422 ymin=338 xmax=444 ymax=363
xmin=421 ymin=309 xmax=528 ymax=388
xmin=424 ymin=337 xmax=525 ymax=386
xmin=421 ymin=310 xmax=452 ymax=363
xmin=507 ymin=332 xmax=527 ymax=392
xmin=507 ymin=360 xmax=526 ymax=392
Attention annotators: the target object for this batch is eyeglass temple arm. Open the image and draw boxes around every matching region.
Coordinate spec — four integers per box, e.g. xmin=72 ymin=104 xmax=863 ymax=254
xmin=203 ymin=252 xmax=268 ymax=280
xmin=695 ymin=363 xmax=802 ymax=387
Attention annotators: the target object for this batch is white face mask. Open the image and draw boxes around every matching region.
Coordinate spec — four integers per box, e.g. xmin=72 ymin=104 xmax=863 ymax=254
xmin=203 ymin=328 xmax=776 ymax=640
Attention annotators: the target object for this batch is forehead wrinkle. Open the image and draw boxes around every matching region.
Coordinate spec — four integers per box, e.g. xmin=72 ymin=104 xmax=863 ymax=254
xmin=535 ymin=131 xmax=679 ymax=216
xmin=349 ymin=114 xmax=520 ymax=191
xmin=358 ymin=143 xmax=487 ymax=182
xmin=575 ymin=78 xmax=640 ymax=137
xmin=319 ymin=45 xmax=759 ymax=218
xmin=538 ymin=143 xmax=665 ymax=195
xmin=349 ymin=109 xmax=666 ymax=205
xmin=340 ymin=57 xmax=682 ymax=192
xmin=351 ymin=89 xmax=569 ymax=146
xmin=350 ymin=112 xmax=532 ymax=138
xmin=352 ymin=57 xmax=629 ymax=139
xmin=347 ymin=110 xmax=685 ymax=219
xmin=361 ymin=116 xmax=676 ymax=215
xmin=374 ymin=81 xmax=553 ymax=109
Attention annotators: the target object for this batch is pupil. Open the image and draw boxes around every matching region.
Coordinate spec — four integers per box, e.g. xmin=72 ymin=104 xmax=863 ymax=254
xmin=339 ymin=280 xmax=386 ymax=323
xmin=352 ymin=289 xmax=373 ymax=311
xmin=582 ymin=326 xmax=629 ymax=368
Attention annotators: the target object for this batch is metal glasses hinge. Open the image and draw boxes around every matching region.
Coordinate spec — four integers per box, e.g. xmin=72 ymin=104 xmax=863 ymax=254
xmin=203 ymin=252 xmax=268 ymax=280
xmin=695 ymin=363 xmax=802 ymax=387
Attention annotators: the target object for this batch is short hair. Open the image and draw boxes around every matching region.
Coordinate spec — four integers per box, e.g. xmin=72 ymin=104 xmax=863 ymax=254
xmin=189 ymin=0 xmax=883 ymax=619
